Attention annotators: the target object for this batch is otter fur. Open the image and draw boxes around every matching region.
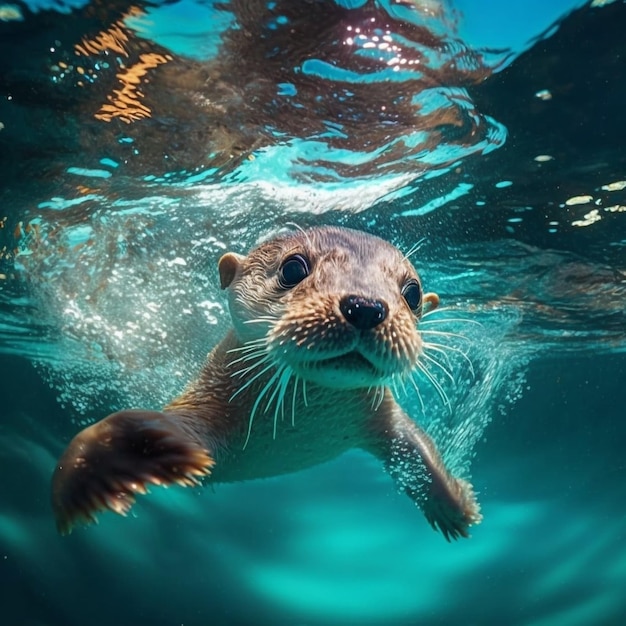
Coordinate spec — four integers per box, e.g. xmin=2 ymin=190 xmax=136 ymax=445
xmin=52 ymin=226 xmax=481 ymax=540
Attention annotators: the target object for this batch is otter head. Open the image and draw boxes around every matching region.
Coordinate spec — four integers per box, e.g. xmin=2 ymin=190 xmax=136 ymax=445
xmin=218 ymin=226 xmax=439 ymax=390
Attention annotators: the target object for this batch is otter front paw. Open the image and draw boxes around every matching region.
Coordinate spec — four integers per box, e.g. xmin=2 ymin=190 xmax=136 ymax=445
xmin=51 ymin=410 xmax=214 ymax=535
xmin=422 ymin=477 xmax=482 ymax=541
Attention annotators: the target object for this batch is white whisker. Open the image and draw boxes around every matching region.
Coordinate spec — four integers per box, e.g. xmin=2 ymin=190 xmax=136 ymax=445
xmin=392 ymin=374 xmax=408 ymax=399
xmin=420 ymin=311 xmax=483 ymax=328
xmin=243 ymin=365 xmax=283 ymax=449
xmin=407 ymin=373 xmax=426 ymax=415
xmin=227 ymin=338 xmax=268 ymax=354
xmin=291 ymin=375 xmax=301 ymax=428
xmin=284 ymin=221 xmax=313 ymax=248
xmin=424 ymin=340 xmax=475 ymax=378
xmin=228 ymin=348 xmax=270 ymax=367
xmin=230 ymin=359 xmax=275 ymax=398
xmin=230 ymin=354 xmax=273 ymax=379
xmin=242 ymin=316 xmax=278 ymax=325
xmin=414 ymin=362 xmax=451 ymax=411
xmin=420 ymin=351 xmax=455 ymax=385
xmin=419 ymin=329 xmax=472 ymax=342
xmin=374 ymin=386 xmax=385 ymax=411
xmin=402 ymin=238 xmax=427 ymax=261
xmin=368 ymin=385 xmax=385 ymax=411
xmin=422 ymin=342 xmax=454 ymax=370
xmin=265 ymin=366 xmax=293 ymax=440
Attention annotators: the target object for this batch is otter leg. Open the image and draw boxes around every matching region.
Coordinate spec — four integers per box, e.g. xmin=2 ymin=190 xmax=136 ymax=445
xmin=370 ymin=401 xmax=482 ymax=541
xmin=51 ymin=410 xmax=214 ymax=535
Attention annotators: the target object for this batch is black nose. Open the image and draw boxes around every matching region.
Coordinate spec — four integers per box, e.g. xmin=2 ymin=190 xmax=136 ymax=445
xmin=339 ymin=295 xmax=388 ymax=330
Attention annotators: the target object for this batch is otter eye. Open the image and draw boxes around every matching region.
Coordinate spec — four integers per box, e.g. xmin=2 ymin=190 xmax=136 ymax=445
xmin=279 ymin=254 xmax=310 ymax=288
xmin=402 ymin=280 xmax=422 ymax=311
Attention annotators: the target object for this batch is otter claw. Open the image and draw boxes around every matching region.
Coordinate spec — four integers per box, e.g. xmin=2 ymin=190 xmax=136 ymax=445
xmin=422 ymin=477 xmax=482 ymax=541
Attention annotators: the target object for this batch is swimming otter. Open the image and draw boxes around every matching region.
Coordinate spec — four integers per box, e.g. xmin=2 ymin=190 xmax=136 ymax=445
xmin=51 ymin=226 xmax=481 ymax=540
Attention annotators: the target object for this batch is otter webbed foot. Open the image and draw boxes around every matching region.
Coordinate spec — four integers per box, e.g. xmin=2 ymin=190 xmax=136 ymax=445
xmin=51 ymin=410 xmax=214 ymax=535
xmin=392 ymin=444 xmax=482 ymax=540
xmin=373 ymin=401 xmax=482 ymax=541
xmin=419 ymin=476 xmax=482 ymax=541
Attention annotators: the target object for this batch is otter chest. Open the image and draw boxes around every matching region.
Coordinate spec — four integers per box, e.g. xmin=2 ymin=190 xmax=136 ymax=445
xmin=209 ymin=394 xmax=374 ymax=483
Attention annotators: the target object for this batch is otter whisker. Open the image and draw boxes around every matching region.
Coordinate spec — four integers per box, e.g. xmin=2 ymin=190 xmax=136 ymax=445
xmin=284 ymin=221 xmax=314 ymax=249
xmin=368 ymin=385 xmax=384 ymax=411
xmin=274 ymin=366 xmax=294 ymax=439
xmin=413 ymin=363 xmax=452 ymax=411
xmin=420 ymin=351 xmax=455 ymax=385
xmin=402 ymin=238 xmax=427 ymax=261
xmin=423 ymin=340 xmax=475 ymax=378
xmin=419 ymin=329 xmax=473 ymax=343
xmin=420 ymin=311 xmax=483 ymax=328
xmin=373 ymin=386 xmax=385 ymax=411
xmin=229 ymin=350 xmax=271 ymax=368
xmin=390 ymin=378 xmax=401 ymax=399
xmin=291 ymin=374 xmax=301 ymax=428
xmin=421 ymin=342 xmax=454 ymax=370
xmin=230 ymin=358 xmax=276 ymax=399
xmin=391 ymin=374 xmax=408 ymax=400
xmin=227 ymin=338 xmax=271 ymax=369
xmin=420 ymin=318 xmax=483 ymax=328
xmin=406 ymin=372 xmax=427 ymax=414
xmin=262 ymin=368 xmax=286 ymax=411
xmin=242 ymin=316 xmax=280 ymax=325
xmin=227 ymin=338 xmax=269 ymax=355
xmin=228 ymin=336 xmax=268 ymax=348
xmin=243 ymin=364 xmax=284 ymax=448
xmin=262 ymin=365 xmax=286 ymax=416
xmin=421 ymin=305 xmax=472 ymax=317
xmin=267 ymin=366 xmax=293 ymax=440
xmin=229 ymin=353 xmax=273 ymax=380
xmin=227 ymin=346 xmax=270 ymax=367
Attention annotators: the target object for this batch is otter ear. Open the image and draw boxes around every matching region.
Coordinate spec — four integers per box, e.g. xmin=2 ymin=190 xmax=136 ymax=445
xmin=218 ymin=253 xmax=245 ymax=290
xmin=422 ymin=292 xmax=440 ymax=314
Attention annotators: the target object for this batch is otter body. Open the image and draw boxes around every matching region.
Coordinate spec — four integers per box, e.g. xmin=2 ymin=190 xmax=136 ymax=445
xmin=52 ymin=226 xmax=481 ymax=540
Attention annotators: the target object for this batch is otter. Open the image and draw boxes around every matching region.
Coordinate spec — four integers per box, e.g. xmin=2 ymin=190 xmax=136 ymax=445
xmin=51 ymin=226 xmax=481 ymax=540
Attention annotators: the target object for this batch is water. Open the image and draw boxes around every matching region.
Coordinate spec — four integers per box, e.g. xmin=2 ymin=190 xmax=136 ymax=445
xmin=1 ymin=0 xmax=625 ymax=624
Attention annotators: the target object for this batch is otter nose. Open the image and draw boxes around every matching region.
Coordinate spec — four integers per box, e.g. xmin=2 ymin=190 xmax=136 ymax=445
xmin=339 ymin=295 xmax=388 ymax=330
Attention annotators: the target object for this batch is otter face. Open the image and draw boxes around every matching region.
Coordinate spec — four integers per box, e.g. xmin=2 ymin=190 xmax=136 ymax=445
xmin=219 ymin=226 xmax=439 ymax=390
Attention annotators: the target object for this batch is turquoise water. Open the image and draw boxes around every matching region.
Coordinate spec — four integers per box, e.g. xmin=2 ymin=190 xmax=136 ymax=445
xmin=1 ymin=1 xmax=626 ymax=624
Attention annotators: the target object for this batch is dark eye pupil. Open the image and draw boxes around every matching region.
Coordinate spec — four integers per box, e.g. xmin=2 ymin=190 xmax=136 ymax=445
xmin=402 ymin=281 xmax=421 ymax=310
xmin=279 ymin=254 xmax=309 ymax=288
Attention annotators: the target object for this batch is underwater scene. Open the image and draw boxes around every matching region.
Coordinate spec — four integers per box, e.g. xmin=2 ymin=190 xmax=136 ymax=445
xmin=1 ymin=0 xmax=625 ymax=624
